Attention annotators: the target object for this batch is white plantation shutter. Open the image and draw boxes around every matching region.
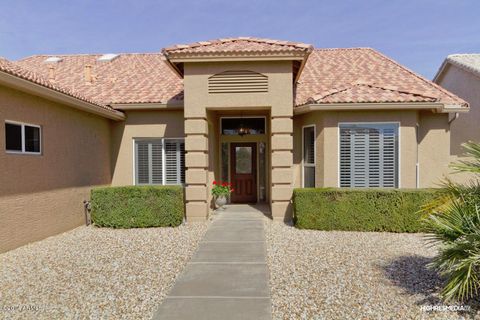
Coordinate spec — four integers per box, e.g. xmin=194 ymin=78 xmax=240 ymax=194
xmin=340 ymin=124 xmax=398 ymax=188
xmin=136 ymin=142 xmax=150 ymax=184
xmin=382 ymin=127 xmax=397 ymax=188
xmin=165 ymin=140 xmax=181 ymax=185
xmin=135 ymin=139 xmax=185 ymax=185
xmin=151 ymin=141 xmax=163 ymax=184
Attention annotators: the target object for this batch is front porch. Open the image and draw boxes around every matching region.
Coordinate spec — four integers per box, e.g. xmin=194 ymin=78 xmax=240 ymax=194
xmin=185 ymin=109 xmax=294 ymax=222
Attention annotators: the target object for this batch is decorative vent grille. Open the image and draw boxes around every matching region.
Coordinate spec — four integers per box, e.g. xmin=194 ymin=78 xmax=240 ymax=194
xmin=208 ymin=70 xmax=268 ymax=94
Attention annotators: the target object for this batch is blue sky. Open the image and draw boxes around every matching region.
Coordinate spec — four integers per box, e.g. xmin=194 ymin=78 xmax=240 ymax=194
xmin=0 ymin=0 xmax=479 ymax=79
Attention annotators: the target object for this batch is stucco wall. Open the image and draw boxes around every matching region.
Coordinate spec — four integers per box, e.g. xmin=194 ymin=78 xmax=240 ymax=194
xmin=183 ymin=60 xmax=294 ymax=220
xmin=436 ymin=64 xmax=480 ymax=157
xmin=418 ymin=111 xmax=451 ymax=187
xmin=293 ymin=109 xmax=452 ymax=189
xmin=0 ymin=85 xmax=112 ymax=252
xmin=110 ymin=109 xmax=185 ymax=186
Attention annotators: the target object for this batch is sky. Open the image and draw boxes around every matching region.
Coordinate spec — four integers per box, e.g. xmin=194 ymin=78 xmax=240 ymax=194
xmin=0 ymin=0 xmax=479 ymax=79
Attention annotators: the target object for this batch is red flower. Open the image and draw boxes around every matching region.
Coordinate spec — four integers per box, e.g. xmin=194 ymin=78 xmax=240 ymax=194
xmin=222 ymin=182 xmax=227 ymax=187
xmin=213 ymin=181 xmax=217 ymax=185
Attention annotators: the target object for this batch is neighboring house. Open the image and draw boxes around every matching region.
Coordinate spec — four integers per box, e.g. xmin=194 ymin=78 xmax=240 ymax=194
xmin=434 ymin=54 xmax=480 ymax=169
xmin=0 ymin=37 xmax=469 ymax=252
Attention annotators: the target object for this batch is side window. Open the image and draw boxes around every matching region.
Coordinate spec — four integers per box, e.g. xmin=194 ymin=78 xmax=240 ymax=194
xmin=135 ymin=139 xmax=185 ymax=185
xmin=303 ymin=125 xmax=315 ymax=187
xmin=5 ymin=121 xmax=41 ymax=154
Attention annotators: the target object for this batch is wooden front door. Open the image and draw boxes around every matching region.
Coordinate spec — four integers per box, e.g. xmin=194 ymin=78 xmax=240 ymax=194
xmin=230 ymin=143 xmax=257 ymax=203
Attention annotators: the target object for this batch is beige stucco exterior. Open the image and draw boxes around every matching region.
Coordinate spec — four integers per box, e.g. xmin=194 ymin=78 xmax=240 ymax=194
xmin=435 ymin=64 xmax=480 ymax=157
xmin=0 ymin=85 xmax=112 ymax=252
xmin=182 ymin=61 xmax=294 ymax=221
xmin=110 ymin=109 xmax=185 ymax=186
xmin=293 ymin=110 xmax=453 ymax=189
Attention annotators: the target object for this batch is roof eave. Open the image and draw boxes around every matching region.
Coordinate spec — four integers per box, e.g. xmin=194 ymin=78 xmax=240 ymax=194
xmin=162 ymin=51 xmax=311 ymax=78
xmin=0 ymin=71 xmax=125 ymax=121
xmin=294 ymin=102 xmax=469 ymax=115
xmin=111 ymin=102 xmax=184 ymax=110
xmin=433 ymin=59 xmax=449 ymax=83
xmin=160 ymin=55 xmax=184 ymax=79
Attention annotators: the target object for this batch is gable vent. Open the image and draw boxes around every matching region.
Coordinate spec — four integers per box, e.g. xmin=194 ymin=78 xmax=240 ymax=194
xmin=208 ymin=70 xmax=268 ymax=94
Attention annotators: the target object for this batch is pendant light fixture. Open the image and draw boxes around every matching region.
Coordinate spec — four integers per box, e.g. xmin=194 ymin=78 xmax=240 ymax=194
xmin=237 ymin=113 xmax=250 ymax=137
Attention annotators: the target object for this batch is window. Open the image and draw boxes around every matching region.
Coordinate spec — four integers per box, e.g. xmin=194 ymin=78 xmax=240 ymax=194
xmin=5 ymin=121 xmax=41 ymax=154
xmin=339 ymin=123 xmax=399 ymax=188
xmin=303 ymin=125 xmax=315 ymax=187
xmin=135 ymin=139 xmax=185 ymax=185
xmin=221 ymin=117 xmax=265 ymax=135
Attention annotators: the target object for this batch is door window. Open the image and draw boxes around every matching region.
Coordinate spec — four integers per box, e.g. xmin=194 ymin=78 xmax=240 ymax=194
xmin=235 ymin=146 xmax=252 ymax=174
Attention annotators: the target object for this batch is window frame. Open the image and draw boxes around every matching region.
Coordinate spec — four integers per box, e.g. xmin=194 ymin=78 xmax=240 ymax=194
xmin=133 ymin=137 xmax=185 ymax=186
xmin=337 ymin=121 xmax=401 ymax=188
xmin=219 ymin=116 xmax=267 ymax=136
xmin=5 ymin=120 xmax=42 ymax=155
xmin=302 ymin=124 xmax=316 ymax=188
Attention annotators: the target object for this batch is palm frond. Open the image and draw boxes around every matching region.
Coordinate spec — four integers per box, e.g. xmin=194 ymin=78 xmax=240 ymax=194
xmin=424 ymin=141 xmax=480 ymax=302
xmin=451 ymin=141 xmax=480 ymax=174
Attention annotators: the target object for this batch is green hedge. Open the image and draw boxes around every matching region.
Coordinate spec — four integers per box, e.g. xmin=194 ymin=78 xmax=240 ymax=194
xmin=293 ymin=188 xmax=437 ymax=232
xmin=91 ymin=186 xmax=184 ymax=228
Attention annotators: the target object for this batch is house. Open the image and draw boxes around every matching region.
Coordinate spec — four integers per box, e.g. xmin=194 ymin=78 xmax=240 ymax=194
xmin=0 ymin=37 xmax=469 ymax=252
xmin=434 ymin=54 xmax=480 ymax=175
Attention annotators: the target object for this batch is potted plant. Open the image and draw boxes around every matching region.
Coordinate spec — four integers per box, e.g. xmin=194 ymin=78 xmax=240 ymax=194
xmin=211 ymin=180 xmax=234 ymax=210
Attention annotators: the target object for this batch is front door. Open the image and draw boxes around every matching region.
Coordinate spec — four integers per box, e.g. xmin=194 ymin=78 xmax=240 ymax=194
xmin=230 ymin=143 xmax=257 ymax=203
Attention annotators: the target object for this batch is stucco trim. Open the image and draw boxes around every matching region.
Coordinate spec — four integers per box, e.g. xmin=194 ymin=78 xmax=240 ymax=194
xmin=294 ymin=102 xmax=468 ymax=114
xmin=0 ymin=71 xmax=125 ymax=120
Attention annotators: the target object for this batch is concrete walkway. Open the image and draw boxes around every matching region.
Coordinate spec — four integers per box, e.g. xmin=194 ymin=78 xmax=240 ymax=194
xmin=153 ymin=205 xmax=272 ymax=320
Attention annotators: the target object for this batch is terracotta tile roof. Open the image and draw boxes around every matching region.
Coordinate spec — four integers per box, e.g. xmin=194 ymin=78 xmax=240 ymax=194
xmin=16 ymin=53 xmax=183 ymax=105
xmin=0 ymin=56 xmax=118 ymax=114
xmin=295 ymin=48 xmax=467 ymax=107
xmin=163 ymin=37 xmax=313 ymax=55
xmin=15 ymin=44 xmax=466 ymax=109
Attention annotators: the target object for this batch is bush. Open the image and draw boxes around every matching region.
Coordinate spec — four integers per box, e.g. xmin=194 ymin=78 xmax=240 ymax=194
xmin=91 ymin=186 xmax=184 ymax=228
xmin=293 ymin=188 xmax=437 ymax=232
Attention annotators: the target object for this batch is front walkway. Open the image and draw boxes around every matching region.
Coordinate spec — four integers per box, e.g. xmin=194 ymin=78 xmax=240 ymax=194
xmin=153 ymin=204 xmax=272 ymax=320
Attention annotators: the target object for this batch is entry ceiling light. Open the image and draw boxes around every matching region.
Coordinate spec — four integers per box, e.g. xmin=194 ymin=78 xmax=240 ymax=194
xmin=237 ymin=114 xmax=250 ymax=136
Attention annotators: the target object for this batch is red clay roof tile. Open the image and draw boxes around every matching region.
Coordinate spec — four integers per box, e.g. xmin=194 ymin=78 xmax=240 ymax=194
xmin=295 ymin=48 xmax=466 ymax=107
xmin=163 ymin=37 xmax=313 ymax=55
xmin=0 ymin=57 xmax=119 ymax=114
xmin=14 ymin=42 xmax=467 ymax=108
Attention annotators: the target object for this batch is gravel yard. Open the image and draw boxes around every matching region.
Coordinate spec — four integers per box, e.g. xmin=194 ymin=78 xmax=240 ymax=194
xmin=265 ymin=221 xmax=480 ymax=320
xmin=0 ymin=223 xmax=208 ymax=319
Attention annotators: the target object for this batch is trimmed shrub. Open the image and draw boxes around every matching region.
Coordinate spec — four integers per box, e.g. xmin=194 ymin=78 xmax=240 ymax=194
xmin=293 ymin=188 xmax=437 ymax=232
xmin=91 ymin=186 xmax=184 ymax=228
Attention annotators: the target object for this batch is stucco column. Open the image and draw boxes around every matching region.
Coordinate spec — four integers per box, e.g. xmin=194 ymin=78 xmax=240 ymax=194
xmin=184 ymin=116 xmax=209 ymax=220
xmin=270 ymin=113 xmax=294 ymax=221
